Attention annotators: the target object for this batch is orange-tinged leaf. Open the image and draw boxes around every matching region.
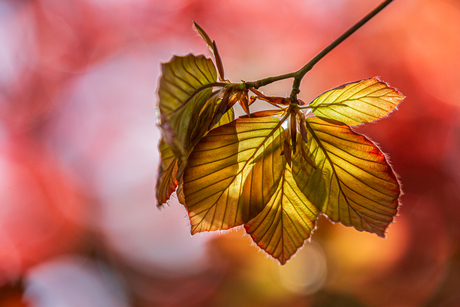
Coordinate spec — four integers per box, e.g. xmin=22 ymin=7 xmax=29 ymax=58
xmin=176 ymin=177 xmax=185 ymax=205
xmin=238 ymin=90 xmax=250 ymax=116
xmin=309 ymin=77 xmax=404 ymax=126
xmin=245 ymin=165 xmax=318 ymax=265
xmin=299 ymin=117 xmax=308 ymax=143
xmin=156 ymin=138 xmax=179 ymax=206
xmin=183 ymin=117 xmax=285 ymax=234
xmin=292 ymin=117 xmax=401 ymax=237
xmin=158 ymin=54 xmax=217 ymax=157
xmin=212 ymin=40 xmax=225 ymax=81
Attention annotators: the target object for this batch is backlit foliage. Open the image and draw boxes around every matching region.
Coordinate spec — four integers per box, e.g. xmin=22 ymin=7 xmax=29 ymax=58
xmin=156 ymin=21 xmax=404 ymax=264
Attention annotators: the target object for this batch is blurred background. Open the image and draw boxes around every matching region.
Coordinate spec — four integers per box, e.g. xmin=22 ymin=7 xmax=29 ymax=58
xmin=1 ymin=0 xmax=460 ymax=306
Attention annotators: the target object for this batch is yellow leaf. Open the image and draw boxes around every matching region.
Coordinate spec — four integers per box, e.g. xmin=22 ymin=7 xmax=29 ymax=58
xmin=245 ymin=165 xmax=318 ymax=264
xmin=309 ymin=77 xmax=404 ymax=125
xmin=183 ymin=117 xmax=285 ymax=234
xmin=292 ymin=117 xmax=401 ymax=237
xmin=213 ymin=107 xmax=235 ymax=129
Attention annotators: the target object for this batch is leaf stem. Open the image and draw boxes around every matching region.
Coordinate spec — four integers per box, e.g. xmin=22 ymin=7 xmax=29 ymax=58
xmin=245 ymin=72 xmax=297 ymax=89
xmin=290 ymin=0 xmax=395 ymax=102
xmin=243 ymin=0 xmax=395 ymax=101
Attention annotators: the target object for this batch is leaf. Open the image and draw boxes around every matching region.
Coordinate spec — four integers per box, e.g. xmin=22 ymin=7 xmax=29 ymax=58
xmin=213 ymin=106 xmax=235 ymax=129
xmin=283 ymin=131 xmax=292 ymax=167
xmin=190 ymin=92 xmax=229 ymax=146
xmin=156 ymin=99 xmax=234 ymax=208
xmin=292 ymin=117 xmax=401 ymax=237
xmin=156 ymin=138 xmax=179 ymax=207
xmin=157 ymin=69 xmax=233 ymax=207
xmin=193 ymin=21 xmax=225 ymax=80
xmin=193 ymin=21 xmax=213 ymax=48
xmin=309 ymin=77 xmax=404 ymax=126
xmin=158 ymin=54 xmax=217 ymax=157
xmin=176 ymin=176 xmax=185 ymax=205
xmin=238 ymin=90 xmax=251 ymax=116
xmin=245 ymin=165 xmax=318 ymax=264
xmin=183 ymin=117 xmax=285 ymax=234
xmin=296 ymin=132 xmax=316 ymax=170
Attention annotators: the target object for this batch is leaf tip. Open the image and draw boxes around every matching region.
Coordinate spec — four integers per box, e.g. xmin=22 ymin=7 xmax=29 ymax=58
xmin=192 ymin=20 xmax=213 ymax=50
xmin=376 ymin=230 xmax=387 ymax=239
xmin=277 ymin=258 xmax=288 ymax=265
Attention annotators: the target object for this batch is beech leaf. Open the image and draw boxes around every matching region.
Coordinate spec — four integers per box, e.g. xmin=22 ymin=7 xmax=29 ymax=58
xmin=193 ymin=21 xmax=225 ymax=80
xmin=158 ymin=54 xmax=217 ymax=157
xmin=245 ymin=165 xmax=318 ymax=264
xmin=156 ymin=139 xmax=179 ymax=206
xmin=213 ymin=105 xmax=235 ymax=129
xmin=157 ymin=102 xmax=234 ymax=208
xmin=183 ymin=117 xmax=285 ymax=234
xmin=292 ymin=117 xmax=401 ymax=237
xmin=309 ymin=77 xmax=404 ymax=126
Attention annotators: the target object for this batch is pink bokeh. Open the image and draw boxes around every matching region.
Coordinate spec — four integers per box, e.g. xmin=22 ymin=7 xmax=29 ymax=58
xmin=1 ymin=0 xmax=460 ymax=306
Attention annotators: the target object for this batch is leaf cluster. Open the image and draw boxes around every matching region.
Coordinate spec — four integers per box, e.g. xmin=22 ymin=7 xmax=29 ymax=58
xmin=156 ymin=21 xmax=404 ymax=264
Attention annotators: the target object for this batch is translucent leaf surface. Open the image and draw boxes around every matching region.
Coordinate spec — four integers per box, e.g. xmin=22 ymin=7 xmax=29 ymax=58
xmin=213 ymin=107 xmax=235 ymax=129
xmin=197 ymin=91 xmax=234 ymax=133
xmin=156 ymin=97 xmax=234 ymax=208
xmin=245 ymin=165 xmax=318 ymax=264
xmin=158 ymin=54 xmax=217 ymax=157
xmin=309 ymin=78 xmax=404 ymax=126
xmin=183 ymin=117 xmax=285 ymax=234
xmin=293 ymin=117 xmax=401 ymax=237
xmin=156 ymin=138 xmax=178 ymax=206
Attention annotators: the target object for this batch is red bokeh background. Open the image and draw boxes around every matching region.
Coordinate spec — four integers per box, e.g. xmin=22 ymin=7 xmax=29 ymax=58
xmin=1 ymin=0 xmax=460 ymax=306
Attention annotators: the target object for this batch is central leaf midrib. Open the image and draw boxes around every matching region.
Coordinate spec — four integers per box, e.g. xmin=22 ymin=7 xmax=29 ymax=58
xmin=306 ymin=120 xmax=369 ymax=227
xmin=185 ymin=118 xmax=285 ymax=230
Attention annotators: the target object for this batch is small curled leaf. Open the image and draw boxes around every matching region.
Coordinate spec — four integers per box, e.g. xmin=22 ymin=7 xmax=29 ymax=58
xmin=193 ymin=21 xmax=225 ymax=80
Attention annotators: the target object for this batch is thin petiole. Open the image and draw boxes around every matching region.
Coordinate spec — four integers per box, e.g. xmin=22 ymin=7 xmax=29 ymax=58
xmin=290 ymin=0 xmax=395 ymax=101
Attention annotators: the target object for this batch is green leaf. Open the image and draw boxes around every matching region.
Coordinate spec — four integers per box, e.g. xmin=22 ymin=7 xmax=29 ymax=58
xmin=183 ymin=117 xmax=285 ymax=234
xmin=245 ymin=164 xmax=318 ymax=264
xmin=156 ymin=98 xmax=234 ymax=208
xmin=309 ymin=77 xmax=404 ymax=126
xmin=158 ymin=54 xmax=217 ymax=157
xmin=156 ymin=138 xmax=179 ymax=206
xmin=292 ymin=117 xmax=401 ymax=237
